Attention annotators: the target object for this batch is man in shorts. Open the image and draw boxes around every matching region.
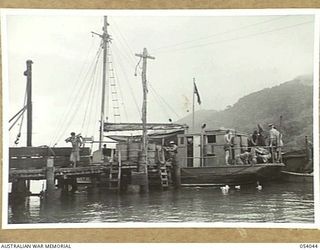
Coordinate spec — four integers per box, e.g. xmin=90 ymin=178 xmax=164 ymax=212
xmin=65 ymin=132 xmax=83 ymax=167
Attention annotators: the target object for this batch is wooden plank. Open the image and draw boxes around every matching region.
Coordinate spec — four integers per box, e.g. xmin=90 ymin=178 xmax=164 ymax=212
xmin=10 ymin=158 xmax=47 ymax=170
xmin=9 ymin=147 xmax=49 ymax=157
xmin=50 ymin=147 xmax=91 ymax=156
xmin=10 ymin=155 xmax=91 ymax=170
xmin=54 ymin=156 xmax=90 ymax=167
xmin=9 ymin=147 xmax=91 ymax=158
xmin=52 ymin=157 xmax=70 ymax=167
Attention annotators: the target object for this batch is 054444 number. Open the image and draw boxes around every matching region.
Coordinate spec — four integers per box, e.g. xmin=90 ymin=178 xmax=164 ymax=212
xmin=300 ymin=244 xmax=318 ymax=248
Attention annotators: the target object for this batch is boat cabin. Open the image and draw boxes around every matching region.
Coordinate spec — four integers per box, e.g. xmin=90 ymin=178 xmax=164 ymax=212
xmin=103 ymin=122 xmax=188 ymax=166
xmin=177 ymin=129 xmax=249 ymax=167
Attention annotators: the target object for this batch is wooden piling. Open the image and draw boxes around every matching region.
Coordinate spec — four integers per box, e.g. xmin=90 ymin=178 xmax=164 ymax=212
xmin=11 ymin=179 xmax=28 ymax=202
xmin=138 ymin=150 xmax=149 ymax=193
xmin=45 ymin=157 xmax=55 ymax=196
xmin=305 ymin=136 xmax=310 ymax=161
xmin=70 ymin=178 xmax=78 ymax=192
xmin=174 ymin=163 xmax=181 ymax=188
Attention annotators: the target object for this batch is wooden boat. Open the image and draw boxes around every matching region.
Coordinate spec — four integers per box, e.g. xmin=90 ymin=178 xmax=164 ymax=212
xmin=280 ymin=170 xmax=313 ymax=183
xmin=180 ymin=164 xmax=283 ymax=186
xmin=281 ymin=143 xmax=313 ymax=183
xmin=175 ymin=129 xmax=284 ymax=186
xmin=108 ymin=127 xmax=285 ymax=187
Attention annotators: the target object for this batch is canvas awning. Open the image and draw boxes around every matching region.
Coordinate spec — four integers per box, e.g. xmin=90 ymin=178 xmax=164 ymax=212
xmin=106 ymin=128 xmax=185 ymax=142
xmin=104 ymin=122 xmax=188 ymax=132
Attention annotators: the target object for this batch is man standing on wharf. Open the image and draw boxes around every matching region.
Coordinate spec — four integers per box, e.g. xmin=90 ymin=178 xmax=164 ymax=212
xmin=65 ymin=132 xmax=83 ymax=168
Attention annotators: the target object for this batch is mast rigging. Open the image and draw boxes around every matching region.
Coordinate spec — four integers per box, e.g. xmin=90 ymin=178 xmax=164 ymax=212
xmin=92 ymin=16 xmax=111 ymax=150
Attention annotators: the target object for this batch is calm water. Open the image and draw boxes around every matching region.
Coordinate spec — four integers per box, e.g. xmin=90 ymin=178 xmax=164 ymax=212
xmin=8 ymin=181 xmax=314 ymax=224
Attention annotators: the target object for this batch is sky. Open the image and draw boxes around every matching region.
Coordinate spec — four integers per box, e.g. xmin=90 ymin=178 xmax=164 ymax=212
xmin=3 ymin=10 xmax=315 ymax=147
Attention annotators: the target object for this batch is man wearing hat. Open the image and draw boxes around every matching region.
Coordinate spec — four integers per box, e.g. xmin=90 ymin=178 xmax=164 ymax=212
xmin=165 ymin=141 xmax=178 ymax=165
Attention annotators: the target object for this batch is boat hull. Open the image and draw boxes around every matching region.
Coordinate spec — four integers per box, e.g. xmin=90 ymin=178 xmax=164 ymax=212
xmin=281 ymin=170 xmax=313 ymax=183
xmin=180 ymin=163 xmax=283 ymax=186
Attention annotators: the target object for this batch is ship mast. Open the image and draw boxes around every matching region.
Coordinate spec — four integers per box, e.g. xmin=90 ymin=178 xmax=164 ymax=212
xmin=95 ymin=16 xmax=110 ymax=150
xmin=135 ymin=48 xmax=155 ymax=193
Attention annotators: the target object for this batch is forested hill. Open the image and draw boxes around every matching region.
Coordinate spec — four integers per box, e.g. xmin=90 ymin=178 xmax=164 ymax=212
xmin=177 ymin=75 xmax=313 ymax=148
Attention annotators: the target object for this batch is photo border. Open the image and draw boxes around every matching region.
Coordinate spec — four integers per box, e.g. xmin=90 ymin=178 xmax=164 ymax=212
xmin=1 ymin=1 xmax=320 ymax=243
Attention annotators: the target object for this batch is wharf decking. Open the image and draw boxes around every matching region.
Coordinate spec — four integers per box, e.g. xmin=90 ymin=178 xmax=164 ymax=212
xmin=9 ymin=146 xmax=168 ymax=200
xmin=9 ymin=164 xmax=137 ymax=181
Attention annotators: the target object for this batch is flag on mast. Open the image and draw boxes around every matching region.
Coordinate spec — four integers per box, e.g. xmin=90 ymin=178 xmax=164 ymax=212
xmin=193 ymin=79 xmax=201 ymax=105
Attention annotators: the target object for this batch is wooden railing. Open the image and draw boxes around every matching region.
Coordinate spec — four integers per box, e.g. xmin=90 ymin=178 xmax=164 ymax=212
xmin=9 ymin=147 xmax=91 ymax=170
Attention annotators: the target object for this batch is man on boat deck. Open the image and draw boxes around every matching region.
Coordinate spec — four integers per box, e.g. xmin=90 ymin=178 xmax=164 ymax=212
xmin=268 ymin=124 xmax=283 ymax=162
xmin=247 ymin=130 xmax=258 ymax=152
xmin=102 ymin=144 xmax=112 ymax=162
xmin=165 ymin=141 xmax=178 ymax=166
xmin=65 ymin=132 xmax=83 ymax=168
xmin=224 ymin=130 xmax=233 ymax=165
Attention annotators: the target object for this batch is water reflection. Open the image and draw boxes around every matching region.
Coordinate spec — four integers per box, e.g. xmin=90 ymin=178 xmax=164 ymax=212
xmin=8 ymin=182 xmax=314 ymax=224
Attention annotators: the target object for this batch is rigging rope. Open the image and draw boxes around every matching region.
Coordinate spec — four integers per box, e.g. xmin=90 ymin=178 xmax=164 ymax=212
xmin=50 ymin=46 xmax=103 ymax=146
xmin=55 ymin=47 xmax=103 ymax=144
xmin=112 ymin=43 xmax=142 ymax=117
xmin=110 ymin=48 xmax=129 ymax=122
xmin=81 ymin=52 xmax=101 ymax=134
xmin=9 ymin=106 xmax=26 ymax=131
xmin=153 ymin=16 xmax=288 ymax=52
xmin=107 ymin=27 xmax=182 ymax=122
xmin=84 ymin=60 xmax=102 ymax=136
xmin=148 ymin=85 xmax=171 ymax=120
xmin=111 ymin=21 xmax=138 ymax=66
xmin=50 ymin=39 xmax=97 ymax=143
xmin=49 ymin=39 xmax=99 ymax=146
xmin=10 ymin=80 xmax=28 ymax=144
xmin=149 ymin=83 xmax=181 ymax=120
xmin=155 ymin=20 xmax=313 ymax=54
xmin=9 ymin=106 xmax=27 ymax=123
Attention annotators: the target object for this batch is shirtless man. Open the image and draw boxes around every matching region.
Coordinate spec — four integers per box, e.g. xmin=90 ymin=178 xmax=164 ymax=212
xmin=65 ymin=132 xmax=83 ymax=168
xmin=224 ymin=130 xmax=233 ymax=165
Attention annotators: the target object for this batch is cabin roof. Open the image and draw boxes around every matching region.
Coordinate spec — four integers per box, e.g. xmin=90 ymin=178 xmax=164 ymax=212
xmin=204 ymin=128 xmax=248 ymax=136
xmin=178 ymin=128 xmax=248 ymax=137
xmin=106 ymin=128 xmax=185 ymax=142
xmin=104 ymin=122 xmax=188 ymax=132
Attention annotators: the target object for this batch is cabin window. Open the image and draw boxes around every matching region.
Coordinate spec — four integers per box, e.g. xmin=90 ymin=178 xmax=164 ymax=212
xmin=206 ymin=144 xmax=215 ymax=156
xmin=103 ymin=148 xmax=112 ymax=157
xmin=207 ymin=135 xmax=216 ymax=144
xmin=179 ymin=137 xmax=184 ymax=145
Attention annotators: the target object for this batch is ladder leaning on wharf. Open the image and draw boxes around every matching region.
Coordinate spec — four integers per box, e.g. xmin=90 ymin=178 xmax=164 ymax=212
xmin=108 ymin=151 xmax=122 ymax=191
xmin=159 ymin=164 xmax=169 ymax=188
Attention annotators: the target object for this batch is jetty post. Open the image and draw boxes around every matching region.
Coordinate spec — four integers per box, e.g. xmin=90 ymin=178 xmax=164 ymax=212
xmin=25 ymin=60 xmax=34 ymax=194
xmin=135 ymin=48 xmax=155 ymax=193
xmin=12 ymin=60 xmax=34 ymax=200
xmin=24 ymin=60 xmax=33 ymax=147
xmin=174 ymin=162 xmax=181 ymax=188
xmin=305 ymin=136 xmax=312 ymax=161
xmin=11 ymin=179 xmax=29 ymax=203
xmin=45 ymin=156 xmax=55 ymax=197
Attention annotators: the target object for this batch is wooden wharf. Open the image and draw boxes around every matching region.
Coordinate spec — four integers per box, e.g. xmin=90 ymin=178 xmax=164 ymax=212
xmin=9 ymin=144 xmax=174 ymax=201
